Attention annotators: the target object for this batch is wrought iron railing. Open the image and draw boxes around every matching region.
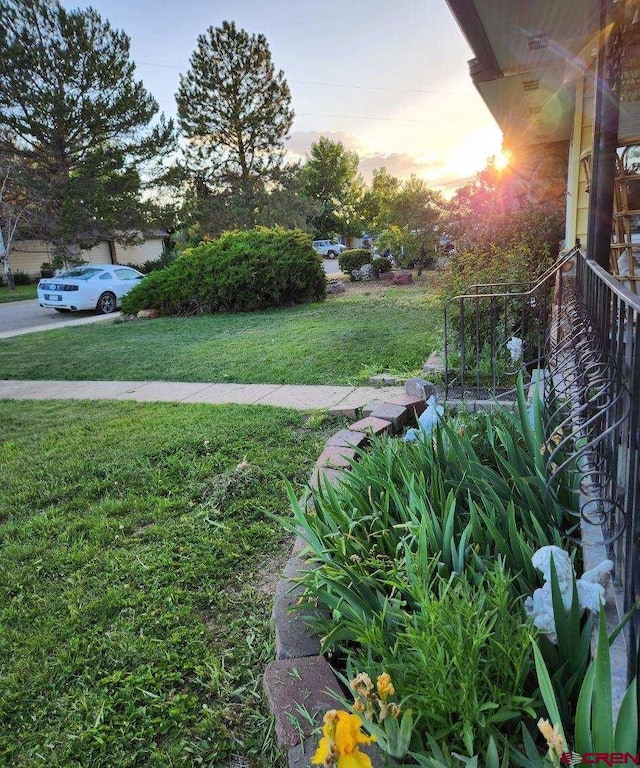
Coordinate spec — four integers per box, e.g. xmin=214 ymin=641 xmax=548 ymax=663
xmin=444 ymin=247 xmax=639 ymax=673
xmin=574 ymin=255 xmax=639 ymax=638
xmin=443 ymin=246 xmax=579 ymax=398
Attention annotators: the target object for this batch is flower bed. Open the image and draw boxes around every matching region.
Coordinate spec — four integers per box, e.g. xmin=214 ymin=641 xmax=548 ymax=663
xmin=266 ymin=379 xmax=638 ymax=766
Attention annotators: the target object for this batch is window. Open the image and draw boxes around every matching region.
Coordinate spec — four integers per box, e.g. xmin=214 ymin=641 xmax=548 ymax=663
xmin=114 ymin=268 xmax=141 ymax=280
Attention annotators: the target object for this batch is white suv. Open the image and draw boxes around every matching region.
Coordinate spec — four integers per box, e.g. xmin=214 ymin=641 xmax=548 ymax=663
xmin=312 ymin=240 xmax=347 ymax=259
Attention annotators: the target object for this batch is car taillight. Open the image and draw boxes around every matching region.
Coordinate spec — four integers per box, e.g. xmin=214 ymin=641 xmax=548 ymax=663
xmin=59 ymin=284 xmax=79 ymax=291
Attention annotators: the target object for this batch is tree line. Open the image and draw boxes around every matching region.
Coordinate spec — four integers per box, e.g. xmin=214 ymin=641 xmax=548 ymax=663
xmin=0 ymin=0 xmax=562 ymax=288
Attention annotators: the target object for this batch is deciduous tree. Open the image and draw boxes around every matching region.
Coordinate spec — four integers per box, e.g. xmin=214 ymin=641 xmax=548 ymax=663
xmin=378 ymin=175 xmax=444 ymax=273
xmin=301 ymin=137 xmax=364 ymax=237
xmin=360 ymin=166 xmax=401 ymax=235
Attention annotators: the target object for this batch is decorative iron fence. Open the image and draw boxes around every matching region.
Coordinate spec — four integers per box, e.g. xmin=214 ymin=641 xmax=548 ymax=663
xmin=444 ymin=247 xmax=639 ymax=674
xmin=443 ymin=247 xmax=579 ymax=399
xmin=574 ymin=254 xmax=639 ymax=655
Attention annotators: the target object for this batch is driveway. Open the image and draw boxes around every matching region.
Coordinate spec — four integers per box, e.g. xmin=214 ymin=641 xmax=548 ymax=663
xmin=322 ymin=259 xmax=341 ymax=277
xmin=0 ymin=299 xmax=118 ymax=339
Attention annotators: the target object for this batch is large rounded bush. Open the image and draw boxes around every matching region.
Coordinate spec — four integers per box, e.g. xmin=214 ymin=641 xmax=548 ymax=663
xmin=372 ymin=256 xmax=392 ymax=275
xmin=337 ymin=248 xmax=372 ymax=278
xmin=121 ymin=227 xmax=326 ymax=316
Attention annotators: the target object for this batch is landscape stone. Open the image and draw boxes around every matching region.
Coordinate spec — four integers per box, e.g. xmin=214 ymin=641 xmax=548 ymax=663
xmin=367 ymin=402 xmax=408 ymax=433
xmin=391 ymin=271 xmax=412 ymax=285
xmin=325 ymin=429 xmax=368 ymax=448
xmin=423 ymin=351 xmax=445 ymax=374
xmin=384 ymin=393 xmax=428 ymax=418
xmin=136 ymin=308 xmax=160 ymax=319
xmin=352 ymin=263 xmax=376 ymax=281
xmin=405 ymin=377 xmax=435 ymax=400
xmin=326 ymin=281 xmax=346 ymax=294
xmin=327 ymin=403 xmax=362 ymax=418
xmin=316 ymin=445 xmax=357 ymax=469
xmin=310 ymin=466 xmax=345 ymax=490
xmin=263 ymin=656 xmax=342 ymax=747
xmin=273 ymin=572 xmax=321 ymax=660
xmin=348 ymin=416 xmax=392 ymax=436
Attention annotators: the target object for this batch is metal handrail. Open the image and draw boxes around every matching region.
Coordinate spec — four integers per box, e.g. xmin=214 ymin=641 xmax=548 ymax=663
xmin=443 ymin=245 xmax=580 ymax=398
xmin=445 ymin=245 xmax=579 ymax=305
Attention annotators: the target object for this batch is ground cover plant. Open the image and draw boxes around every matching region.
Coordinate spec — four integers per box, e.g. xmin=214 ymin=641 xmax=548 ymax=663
xmin=0 ymin=279 xmax=440 ymax=384
xmin=287 ymin=387 xmax=595 ymax=762
xmin=0 ymin=283 xmax=36 ymax=302
xmin=0 ymin=399 xmax=343 ymax=766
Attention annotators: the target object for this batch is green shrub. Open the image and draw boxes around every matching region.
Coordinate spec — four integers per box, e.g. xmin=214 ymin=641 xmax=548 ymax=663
xmin=124 ymin=246 xmax=177 ymax=275
xmin=121 ymin=227 xmax=326 ymax=316
xmin=338 ymin=248 xmax=372 ymax=278
xmin=372 ymin=256 xmax=392 ymax=275
xmin=349 ymin=566 xmax=536 ymax=756
xmin=11 ymin=270 xmax=31 ymax=285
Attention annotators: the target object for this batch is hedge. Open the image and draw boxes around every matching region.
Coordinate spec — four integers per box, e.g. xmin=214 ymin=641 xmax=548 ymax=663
xmin=121 ymin=227 xmax=326 ymax=316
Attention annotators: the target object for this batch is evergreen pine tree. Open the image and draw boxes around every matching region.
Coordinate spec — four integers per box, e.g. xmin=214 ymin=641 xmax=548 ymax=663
xmin=176 ymin=20 xmax=294 ymax=230
xmin=0 ymin=0 xmax=175 ymax=258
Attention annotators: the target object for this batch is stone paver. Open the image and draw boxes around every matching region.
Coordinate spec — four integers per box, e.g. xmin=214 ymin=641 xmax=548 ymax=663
xmin=364 ymin=402 xmax=409 ymax=433
xmin=386 ymin=392 xmax=428 ymax=416
xmin=263 ymin=656 xmax=342 ymax=747
xmin=273 ymin=559 xmax=322 ymax=660
xmin=348 ymin=415 xmax=392 ymax=436
xmin=316 ymin=445 xmax=357 ymax=469
xmin=310 ymin=466 xmax=345 ymax=489
xmin=324 ymin=429 xmax=368 ymax=448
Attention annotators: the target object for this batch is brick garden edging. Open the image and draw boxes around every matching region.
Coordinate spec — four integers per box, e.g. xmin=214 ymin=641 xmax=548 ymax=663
xmin=263 ymin=378 xmax=434 ymax=768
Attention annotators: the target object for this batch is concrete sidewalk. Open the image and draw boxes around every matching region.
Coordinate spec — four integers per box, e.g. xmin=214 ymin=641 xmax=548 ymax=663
xmin=0 ymin=379 xmax=404 ymax=412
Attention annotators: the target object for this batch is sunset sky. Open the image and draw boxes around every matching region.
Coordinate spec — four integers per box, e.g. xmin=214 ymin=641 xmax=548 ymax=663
xmin=62 ymin=0 xmax=503 ymax=191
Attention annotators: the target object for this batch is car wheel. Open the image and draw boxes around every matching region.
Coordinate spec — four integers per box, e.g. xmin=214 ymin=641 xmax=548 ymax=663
xmin=96 ymin=292 xmax=117 ymax=314
xmin=327 ymin=250 xmax=336 ymax=259
xmin=54 ymin=308 xmax=71 ymax=313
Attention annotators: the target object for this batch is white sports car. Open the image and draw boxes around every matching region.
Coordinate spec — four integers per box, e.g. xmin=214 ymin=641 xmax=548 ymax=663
xmin=37 ymin=264 xmax=145 ymax=314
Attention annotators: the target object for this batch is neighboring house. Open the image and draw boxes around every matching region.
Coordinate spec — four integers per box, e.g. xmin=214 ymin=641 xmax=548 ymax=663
xmin=445 ymin=0 xmax=639 ymax=688
xmin=11 ymin=231 xmax=169 ymax=279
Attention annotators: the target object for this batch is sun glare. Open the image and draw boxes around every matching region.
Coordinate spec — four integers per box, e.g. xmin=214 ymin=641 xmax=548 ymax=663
xmin=494 ymin=149 xmax=513 ymax=171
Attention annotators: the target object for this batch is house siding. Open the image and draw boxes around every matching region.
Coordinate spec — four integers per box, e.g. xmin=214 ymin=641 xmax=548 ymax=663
xmin=9 ymin=237 xmax=166 ymax=279
xmin=115 ymin=239 xmax=164 ymax=267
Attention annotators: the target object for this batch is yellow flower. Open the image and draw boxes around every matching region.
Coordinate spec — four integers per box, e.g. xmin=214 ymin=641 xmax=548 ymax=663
xmin=312 ymin=709 xmax=376 ymax=768
xmin=537 ymin=718 xmax=567 ymax=759
xmin=350 ymin=673 xmax=374 ymax=697
xmin=376 ymin=673 xmax=395 ymax=702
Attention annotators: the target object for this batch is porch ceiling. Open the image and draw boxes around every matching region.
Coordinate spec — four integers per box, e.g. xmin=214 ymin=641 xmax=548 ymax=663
xmin=446 ymin=0 xmax=601 ymax=147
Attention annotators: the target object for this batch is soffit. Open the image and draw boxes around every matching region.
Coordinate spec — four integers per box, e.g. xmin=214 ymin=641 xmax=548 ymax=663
xmin=448 ymin=0 xmax=601 ymax=146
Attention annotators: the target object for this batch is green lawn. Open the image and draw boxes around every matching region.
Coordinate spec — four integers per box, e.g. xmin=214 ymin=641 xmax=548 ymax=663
xmin=0 ymin=284 xmax=37 ymax=302
xmin=0 ymin=400 xmax=341 ymax=766
xmin=0 ymin=281 xmax=441 ymax=385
